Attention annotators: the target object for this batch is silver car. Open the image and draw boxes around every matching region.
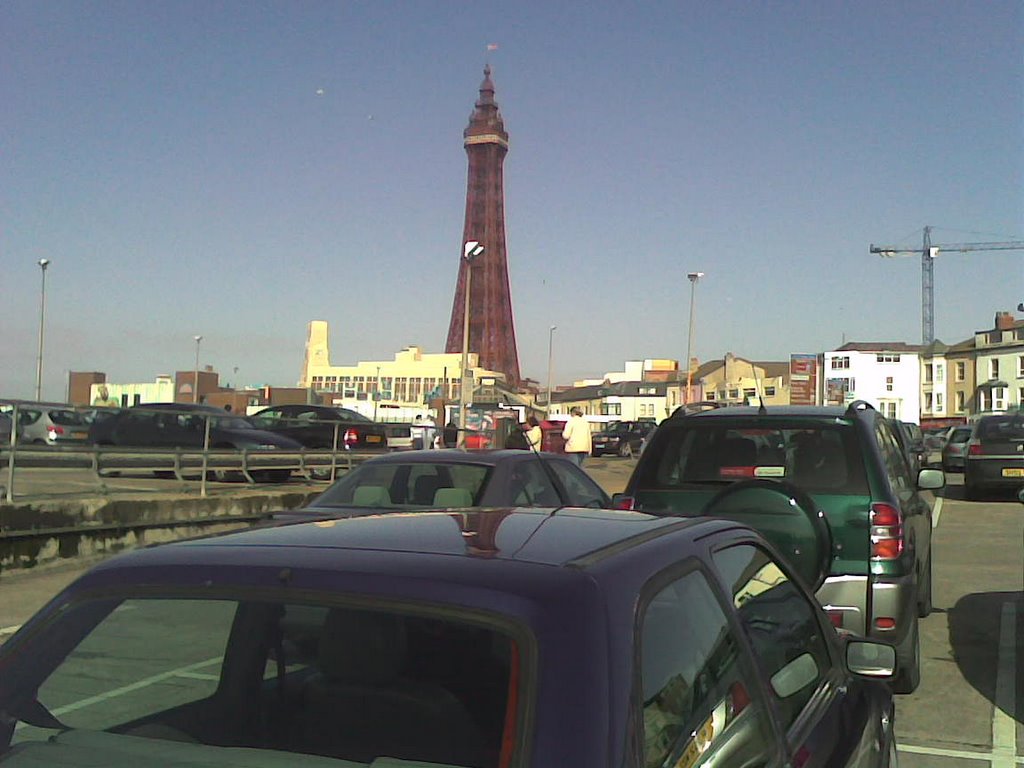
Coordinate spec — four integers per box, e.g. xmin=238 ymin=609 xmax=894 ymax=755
xmin=941 ymin=425 xmax=973 ymax=472
xmin=18 ymin=404 xmax=91 ymax=446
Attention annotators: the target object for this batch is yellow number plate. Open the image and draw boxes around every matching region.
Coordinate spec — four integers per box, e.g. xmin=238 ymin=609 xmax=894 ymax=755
xmin=1001 ymin=467 xmax=1024 ymax=478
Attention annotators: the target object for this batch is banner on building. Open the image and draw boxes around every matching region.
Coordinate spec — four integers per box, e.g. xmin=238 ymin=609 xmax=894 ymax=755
xmin=825 ymin=377 xmax=855 ymax=406
xmin=789 ymin=354 xmax=819 ymax=405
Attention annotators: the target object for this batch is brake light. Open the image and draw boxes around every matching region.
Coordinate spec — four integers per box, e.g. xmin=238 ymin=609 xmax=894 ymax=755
xmin=48 ymin=426 xmax=64 ymax=436
xmin=967 ymin=443 xmax=983 ymax=456
xmin=826 ymin=610 xmax=844 ymax=628
xmin=343 ymin=428 xmax=358 ymax=448
xmin=870 ymin=503 xmax=903 ymax=560
xmin=729 ymin=682 xmax=750 ymax=716
xmin=614 ymin=496 xmax=635 ymax=511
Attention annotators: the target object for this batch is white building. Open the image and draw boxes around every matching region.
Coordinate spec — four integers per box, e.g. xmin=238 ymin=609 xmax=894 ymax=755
xmin=972 ymin=312 xmax=1024 ymax=413
xmin=90 ymin=376 xmax=176 ymax=408
xmin=823 ymin=343 xmax=921 ymax=422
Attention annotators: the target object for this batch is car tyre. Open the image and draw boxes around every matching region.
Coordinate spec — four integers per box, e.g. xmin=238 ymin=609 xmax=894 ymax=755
xmin=892 ymin=616 xmax=921 ymax=694
xmin=917 ymin=550 xmax=933 ymax=618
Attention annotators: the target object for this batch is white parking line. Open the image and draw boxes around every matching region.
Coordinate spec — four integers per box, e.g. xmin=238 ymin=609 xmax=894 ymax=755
xmin=0 ymin=624 xmax=22 ymax=637
xmin=50 ymin=657 xmax=223 ymax=718
xmin=932 ymin=495 xmax=943 ymax=528
xmin=993 ymin=600 xmax=1019 ymax=768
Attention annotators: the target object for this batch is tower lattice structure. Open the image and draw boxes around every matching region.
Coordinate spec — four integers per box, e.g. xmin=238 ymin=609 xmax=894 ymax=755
xmin=445 ymin=66 xmax=521 ymax=388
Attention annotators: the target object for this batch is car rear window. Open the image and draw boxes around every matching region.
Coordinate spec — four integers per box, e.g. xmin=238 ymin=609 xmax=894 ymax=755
xmin=641 ymin=420 xmax=868 ymax=494
xmin=315 ymin=461 xmax=492 ymax=508
xmin=7 ymin=596 xmax=526 ymax=768
xmin=48 ymin=409 xmax=87 ymax=426
xmin=948 ymin=428 xmax=972 ymax=443
xmin=977 ymin=415 xmax=1024 ymax=441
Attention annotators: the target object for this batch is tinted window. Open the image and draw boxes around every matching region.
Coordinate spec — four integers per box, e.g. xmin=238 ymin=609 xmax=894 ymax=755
xmin=874 ymin=421 xmax=912 ymax=492
xmin=507 ymin=460 xmax=562 ymax=506
xmin=48 ymin=410 xmax=87 ymax=426
xmin=548 ymin=460 xmax=608 ymax=507
xmin=977 ymin=415 xmax=1024 ymax=441
xmin=641 ymin=570 xmax=775 ymax=768
xmin=315 ymin=462 xmax=491 ymax=508
xmin=641 ymin=421 xmax=867 ymax=493
xmin=712 ymin=544 xmax=832 ymax=731
xmin=9 ymin=597 xmax=521 ymax=767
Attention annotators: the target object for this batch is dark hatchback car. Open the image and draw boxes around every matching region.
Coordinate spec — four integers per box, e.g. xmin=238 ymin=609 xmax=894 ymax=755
xmin=89 ymin=403 xmax=302 ymax=482
xmin=615 ymin=401 xmax=944 ymax=693
xmin=292 ymin=449 xmax=610 ymax=516
xmin=0 ymin=499 xmax=897 ymax=768
xmin=963 ymin=412 xmax=1024 ymax=499
xmin=251 ymin=404 xmax=393 ymax=452
xmin=590 ymin=420 xmax=657 ymax=458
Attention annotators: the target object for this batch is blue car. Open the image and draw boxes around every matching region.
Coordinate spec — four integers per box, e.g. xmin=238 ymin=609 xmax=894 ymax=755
xmin=0 ymin=485 xmax=897 ymax=767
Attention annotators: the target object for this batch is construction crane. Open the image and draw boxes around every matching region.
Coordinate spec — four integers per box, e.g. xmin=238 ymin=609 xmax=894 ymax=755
xmin=869 ymin=225 xmax=1024 ymax=345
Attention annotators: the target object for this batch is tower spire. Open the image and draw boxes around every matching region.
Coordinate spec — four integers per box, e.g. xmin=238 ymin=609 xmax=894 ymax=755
xmin=445 ymin=67 xmax=520 ymax=388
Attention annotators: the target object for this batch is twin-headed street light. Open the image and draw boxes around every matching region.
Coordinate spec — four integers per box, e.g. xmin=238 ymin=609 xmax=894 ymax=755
xmin=458 ymin=241 xmax=485 ymax=446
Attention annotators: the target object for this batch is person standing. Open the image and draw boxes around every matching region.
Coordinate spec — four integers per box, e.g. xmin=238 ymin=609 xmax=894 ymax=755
xmin=525 ymin=416 xmax=543 ymax=452
xmin=561 ymin=407 xmax=592 ymax=466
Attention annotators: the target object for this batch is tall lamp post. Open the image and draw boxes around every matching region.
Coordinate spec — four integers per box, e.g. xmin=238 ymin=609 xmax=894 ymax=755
xmin=545 ymin=325 xmax=557 ymax=413
xmin=34 ymin=259 xmax=51 ymax=401
xmin=684 ymin=271 xmax=704 ymax=404
xmin=458 ymin=240 xmax=485 ymax=447
xmin=193 ymin=335 xmax=203 ymax=403
xmin=373 ymin=365 xmax=382 ymax=421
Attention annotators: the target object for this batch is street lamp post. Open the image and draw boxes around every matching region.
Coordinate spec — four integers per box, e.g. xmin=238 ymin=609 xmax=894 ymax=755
xmin=373 ymin=365 xmax=381 ymax=421
xmin=684 ymin=272 xmax=705 ymax=404
xmin=458 ymin=240 xmax=485 ymax=447
xmin=193 ymin=335 xmax=203 ymax=404
xmin=545 ymin=325 xmax=557 ymax=413
xmin=34 ymin=259 xmax=50 ymax=401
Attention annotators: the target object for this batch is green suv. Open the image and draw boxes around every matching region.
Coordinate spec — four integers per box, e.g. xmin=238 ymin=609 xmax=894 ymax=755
xmin=615 ymin=400 xmax=945 ymax=693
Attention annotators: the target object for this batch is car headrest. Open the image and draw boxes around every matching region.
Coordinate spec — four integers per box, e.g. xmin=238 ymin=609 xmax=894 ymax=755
xmin=433 ymin=487 xmax=474 ymax=508
xmin=352 ymin=485 xmax=390 ymax=507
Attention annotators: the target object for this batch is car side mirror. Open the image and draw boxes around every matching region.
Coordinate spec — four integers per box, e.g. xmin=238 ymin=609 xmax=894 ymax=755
xmin=845 ymin=639 xmax=896 ymax=679
xmin=917 ymin=468 xmax=945 ymax=490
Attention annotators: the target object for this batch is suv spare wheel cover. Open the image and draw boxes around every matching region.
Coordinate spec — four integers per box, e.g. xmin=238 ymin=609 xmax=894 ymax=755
xmin=700 ymin=478 xmax=833 ymax=592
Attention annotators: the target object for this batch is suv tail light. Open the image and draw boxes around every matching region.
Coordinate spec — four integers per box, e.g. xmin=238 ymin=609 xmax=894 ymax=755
xmin=343 ymin=428 xmax=359 ymax=448
xmin=967 ymin=442 xmax=983 ymax=456
xmin=48 ymin=426 xmax=65 ymax=436
xmin=870 ymin=503 xmax=903 ymax=560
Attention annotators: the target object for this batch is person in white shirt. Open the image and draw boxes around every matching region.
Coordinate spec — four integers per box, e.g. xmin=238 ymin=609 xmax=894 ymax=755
xmin=561 ymin=408 xmax=592 ymax=466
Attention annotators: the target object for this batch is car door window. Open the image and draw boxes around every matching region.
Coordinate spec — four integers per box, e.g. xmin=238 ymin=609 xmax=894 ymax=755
xmin=874 ymin=421 xmax=912 ymax=493
xmin=712 ymin=544 xmax=832 ymax=733
xmin=548 ymin=460 xmax=608 ymax=507
xmin=640 ymin=568 xmax=776 ymax=768
xmin=507 ymin=461 xmax=561 ymax=506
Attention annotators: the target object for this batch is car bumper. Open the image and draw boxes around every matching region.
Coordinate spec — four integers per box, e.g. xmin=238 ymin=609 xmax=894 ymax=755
xmin=965 ymin=458 xmax=1024 ymax=488
xmin=817 ymin=572 xmax=916 ymax=647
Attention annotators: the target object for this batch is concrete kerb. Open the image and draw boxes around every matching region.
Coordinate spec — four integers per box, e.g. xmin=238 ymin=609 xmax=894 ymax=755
xmin=0 ymin=489 xmax=322 ymax=574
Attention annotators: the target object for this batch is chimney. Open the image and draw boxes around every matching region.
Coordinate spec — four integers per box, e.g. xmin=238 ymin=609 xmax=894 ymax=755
xmin=995 ymin=311 xmax=1016 ymax=331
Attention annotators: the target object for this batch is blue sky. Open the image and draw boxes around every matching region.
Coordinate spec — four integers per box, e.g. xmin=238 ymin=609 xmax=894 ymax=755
xmin=3 ymin=1 xmax=1021 ymax=399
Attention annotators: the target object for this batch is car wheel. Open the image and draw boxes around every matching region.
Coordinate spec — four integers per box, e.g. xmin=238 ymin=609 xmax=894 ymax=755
xmin=892 ymin=616 xmax=921 ymax=694
xmin=917 ymin=550 xmax=933 ymax=618
xmin=618 ymin=442 xmax=633 ymax=458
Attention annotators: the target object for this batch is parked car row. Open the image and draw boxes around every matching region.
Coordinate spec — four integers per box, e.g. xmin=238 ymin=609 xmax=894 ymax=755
xmin=0 ymin=455 xmax=900 ymax=768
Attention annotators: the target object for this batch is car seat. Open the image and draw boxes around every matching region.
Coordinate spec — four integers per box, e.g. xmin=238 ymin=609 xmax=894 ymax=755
xmin=297 ymin=609 xmax=486 ymax=764
xmin=352 ymin=485 xmax=391 ymax=507
xmin=433 ymin=487 xmax=474 ymax=507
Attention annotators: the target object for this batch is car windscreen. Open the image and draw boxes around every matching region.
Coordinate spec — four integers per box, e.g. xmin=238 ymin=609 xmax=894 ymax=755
xmin=639 ymin=420 xmax=868 ymax=494
xmin=334 ymin=408 xmax=372 ymax=423
xmin=1 ymin=595 xmax=526 ymax=768
xmin=314 ymin=461 xmax=492 ymax=508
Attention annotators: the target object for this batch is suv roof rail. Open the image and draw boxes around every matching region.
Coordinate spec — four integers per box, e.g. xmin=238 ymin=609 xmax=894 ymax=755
xmin=670 ymin=401 xmax=724 ymax=418
xmin=844 ymin=400 xmax=875 ymax=416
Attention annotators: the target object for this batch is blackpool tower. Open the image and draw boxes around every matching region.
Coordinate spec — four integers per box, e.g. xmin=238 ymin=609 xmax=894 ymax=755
xmin=444 ymin=65 xmax=521 ymax=388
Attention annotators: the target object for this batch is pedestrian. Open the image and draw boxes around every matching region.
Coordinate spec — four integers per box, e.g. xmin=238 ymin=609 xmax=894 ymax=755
xmin=561 ymin=407 xmax=592 ymax=466
xmin=411 ymin=415 xmax=425 ymax=450
xmin=525 ymin=416 xmax=543 ymax=452
xmin=443 ymin=419 xmax=459 ymax=448
xmin=422 ymin=413 xmax=437 ymax=450
xmin=504 ymin=419 xmax=529 ymax=449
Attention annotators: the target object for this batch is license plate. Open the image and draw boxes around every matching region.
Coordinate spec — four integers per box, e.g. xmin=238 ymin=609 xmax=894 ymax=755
xmin=366 ymin=435 xmax=382 ymax=443
xmin=1001 ymin=468 xmax=1024 ymax=478
xmin=71 ymin=432 xmax=87 ymax=439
